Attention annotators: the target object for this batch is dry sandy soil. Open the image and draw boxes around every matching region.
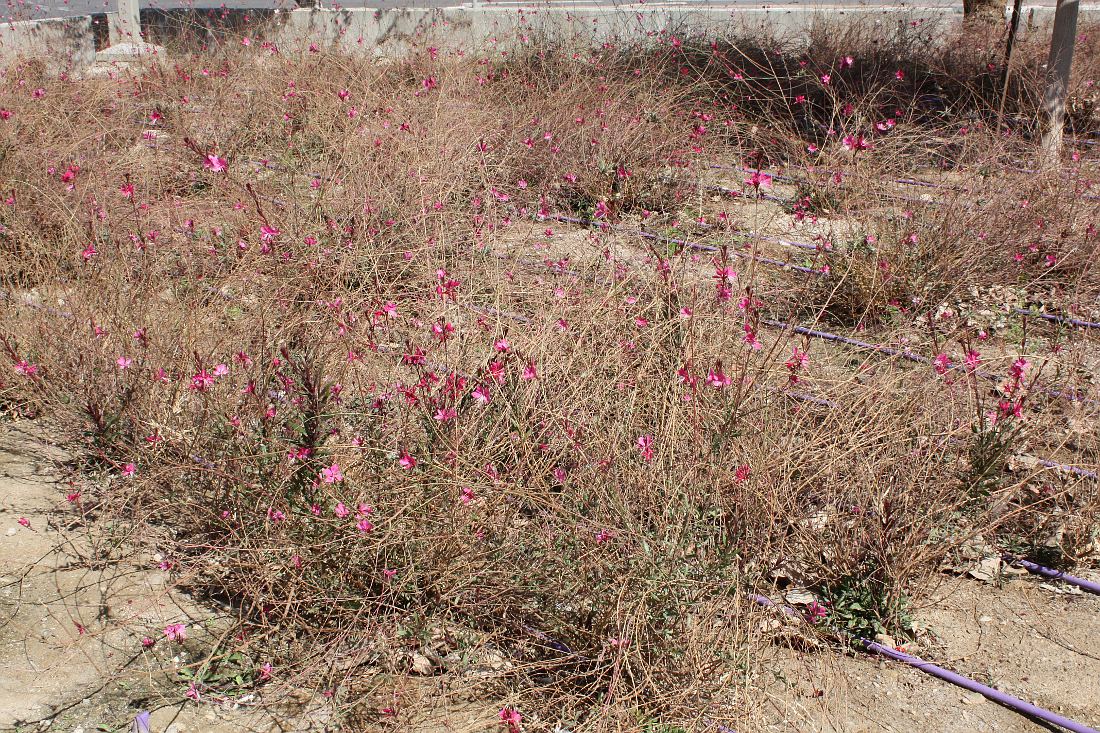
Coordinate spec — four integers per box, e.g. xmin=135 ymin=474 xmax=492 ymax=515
xmin=2 ymin=420 xmax=1099 ymax=733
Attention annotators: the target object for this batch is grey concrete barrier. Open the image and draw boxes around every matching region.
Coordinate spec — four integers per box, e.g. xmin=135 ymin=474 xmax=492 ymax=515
xmin=2 ymin=3 xmax=1100 ymax=69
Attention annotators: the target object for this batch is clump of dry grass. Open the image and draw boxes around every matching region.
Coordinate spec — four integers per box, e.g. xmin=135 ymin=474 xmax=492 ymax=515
xmin=0 ymin=19 xmax=1098 ymax=731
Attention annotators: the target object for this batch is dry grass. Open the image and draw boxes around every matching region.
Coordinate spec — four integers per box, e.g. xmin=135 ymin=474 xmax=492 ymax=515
xmin=0 ymin=17 xmax=1098 ymax=731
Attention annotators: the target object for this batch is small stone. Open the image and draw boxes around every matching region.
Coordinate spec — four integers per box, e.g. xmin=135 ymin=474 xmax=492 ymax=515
xmin=962 ymin=692 xmax=987 ymax=705
xmin=410 ymin=652 xmax=434 ymax=675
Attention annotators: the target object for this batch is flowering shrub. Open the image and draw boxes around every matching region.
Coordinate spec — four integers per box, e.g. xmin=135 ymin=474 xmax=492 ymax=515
xmin=1 ymin=23 xmax=1098 ymax=730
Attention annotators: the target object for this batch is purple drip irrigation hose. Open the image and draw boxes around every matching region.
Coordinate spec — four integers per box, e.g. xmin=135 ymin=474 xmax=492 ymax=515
xmin=561 ymin=209 xmax=1100 ymax=334
xmin=1035 ymin=459 xmax=1100 ymax=480
xmin=726 ymin=162 xmax=1100 ymax=201
xmin=465 ymin=302 xmax=839 ymax=411
xmin=1014 ymin=308 xmax=1100 ymax=331
xmin=465 ymin=289 xmax=1093 ymax=479
xmin=553 ymin=214 xmax=821 ymax=275
xmin=759 ymin=317 xmax=1099 ymax=407
xmin=1003 ymin=556 xmax=1100 ymax=595
xmin=544 ymin=216 xmax=1098 ymax=406
xmin=750 ymin=594 xmax=1100 ymax=733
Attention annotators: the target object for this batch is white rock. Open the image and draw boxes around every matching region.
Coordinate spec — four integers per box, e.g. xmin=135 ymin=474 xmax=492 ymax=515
xmin=410 ymin=652 xmax=434 ymax=675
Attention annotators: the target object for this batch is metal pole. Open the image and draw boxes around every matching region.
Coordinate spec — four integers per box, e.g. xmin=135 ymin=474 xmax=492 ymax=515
xmin=1041 ymin=0 xmax=1080 ymax=160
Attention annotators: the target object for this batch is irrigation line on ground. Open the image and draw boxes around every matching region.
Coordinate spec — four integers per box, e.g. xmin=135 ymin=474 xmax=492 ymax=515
xmin=750 ymin=594 xmax=1100 ymax=733
xmin=550 ymin=215 xmax=1099 ymax=405
xmin=1003 ymin=555 xmax=1100 ymax=594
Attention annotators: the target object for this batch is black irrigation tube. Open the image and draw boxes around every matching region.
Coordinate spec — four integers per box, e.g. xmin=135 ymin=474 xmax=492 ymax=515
xmin=751 ymin=594 xmax=1100 ymax=733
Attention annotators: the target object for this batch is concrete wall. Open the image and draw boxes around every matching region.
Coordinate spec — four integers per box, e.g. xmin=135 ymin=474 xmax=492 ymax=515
xmin=0 ymin=15 xmax=96 ymax=67
xmin=265 ymin=5 xmax=1099 ymax=56
xmin=1 ymin=4 xmax=1098 ymax=67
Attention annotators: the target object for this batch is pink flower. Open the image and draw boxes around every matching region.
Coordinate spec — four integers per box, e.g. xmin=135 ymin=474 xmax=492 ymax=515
xmin=17 ymin=517 xmax=30 ymax=528
xmin=460 ymin=486 xmax=476 ymax=505
xmin=189 ymin=369 xmax=214 ymax=391
xmin=706 ymin=366 xmax=731 ymax=389
xmin=122 ymin=462 xmax=136 ymax=477
xmin=964 ymin=350 xmax=981 ymax=372
xmin=742 ymin=324 xmax=762 ymax=351
xmin=117 ymin=356 xmax=132 ymax=369
xmin=521 ymin=361 xmax=538 ymax=381
xmin=334 ymin=502 xmax=350 ymax=518
xmin=734 ymin=464 xmax=751 ymax=483
xmin=14 ymin=360 xmax=38 ymax=376
xmin=499 ymin=707 xmax=522 ymax=732
xmin=842 ymin=134 xmax=872 ymax=152
xmin=636 ymin=434 xmax=654 ymax=462
xmin=163 ymin=622 xmax=187 ymax=641
xmin=119 ymin=182 xmax=135 ymax=198
xmin=744 ymin=171 xmax=773 ymax=189
xmin=203 ymin=154 xmax=227 ymax=172
xmin=398 ymin=451 xmax=417 ymax=470
xmin=185 ymin=681 xmax=200 ymax=701
xmin=82 ymin=243 xmax=97 ymax=260
xmin=356 ymin=517 xmax=375 ymax=533
xmin=320 ymin=463 xmax=344 ymax=483
xmin=933 ymin=353 xmax=950 ymax=375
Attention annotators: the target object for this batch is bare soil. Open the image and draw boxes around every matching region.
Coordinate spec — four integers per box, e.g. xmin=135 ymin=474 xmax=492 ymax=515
xmin=3 ymin=421 xmax=1099 ymax=733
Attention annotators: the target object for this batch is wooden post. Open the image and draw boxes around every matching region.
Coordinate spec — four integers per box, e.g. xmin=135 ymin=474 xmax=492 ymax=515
xmin=1041 ymin=0 xmax=1080 ymax=159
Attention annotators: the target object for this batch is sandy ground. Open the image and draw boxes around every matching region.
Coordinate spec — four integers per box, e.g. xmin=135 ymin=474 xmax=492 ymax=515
xmin=0 ymin=420 xmax=280 ymax=733
xmin=3 ymin=419 xmax=1100 ymax=733
xmin=762 ymin=578 xmax=1100 ymax=732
